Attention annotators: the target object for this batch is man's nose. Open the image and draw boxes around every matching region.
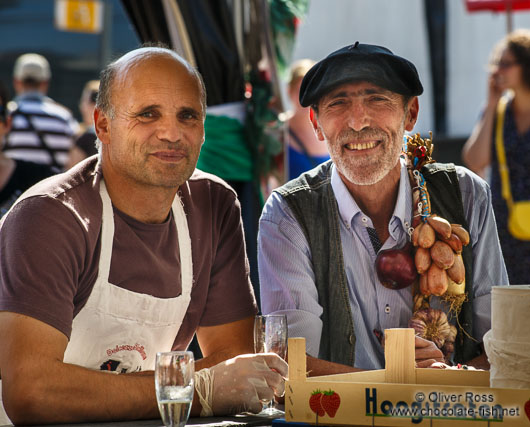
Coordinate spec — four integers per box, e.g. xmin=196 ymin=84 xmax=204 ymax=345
xmin=346 ymin=101 xmax=370 ymax=132
xmin=156 ymin=116 xmax=181 ymax=143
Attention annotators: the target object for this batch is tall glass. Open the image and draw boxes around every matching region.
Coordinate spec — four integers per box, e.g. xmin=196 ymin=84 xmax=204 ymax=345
xmin=155 ymin=351 xmax=195 ymax=427
xmin=254 ymin=314 xmax=287 ymax=416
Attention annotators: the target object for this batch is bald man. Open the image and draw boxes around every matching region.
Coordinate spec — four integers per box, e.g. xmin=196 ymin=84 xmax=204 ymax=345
xmin=0 ymin=47 xmax=286 ymax=424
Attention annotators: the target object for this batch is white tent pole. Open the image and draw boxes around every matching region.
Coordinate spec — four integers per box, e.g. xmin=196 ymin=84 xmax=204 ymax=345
xmin=507 ymin=3 xmax=513 ymax=33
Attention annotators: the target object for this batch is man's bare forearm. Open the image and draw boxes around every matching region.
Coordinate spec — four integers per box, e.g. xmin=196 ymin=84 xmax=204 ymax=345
xmin=4 ymin=360 xmax=159 ymax=425
xmin=305 ymin=355 xmax=361 ymax=377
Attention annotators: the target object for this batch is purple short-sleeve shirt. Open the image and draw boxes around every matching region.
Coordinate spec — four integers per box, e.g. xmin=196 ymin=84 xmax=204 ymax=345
xmin=0 ymin=156 xmax=257 ymax=350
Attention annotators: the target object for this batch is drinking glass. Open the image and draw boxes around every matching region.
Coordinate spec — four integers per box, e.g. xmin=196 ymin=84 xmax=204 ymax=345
xmin=155 ymin=351 xmax=195 ymax=427
xmin=254 ymin=314 xmax=288 ymax=416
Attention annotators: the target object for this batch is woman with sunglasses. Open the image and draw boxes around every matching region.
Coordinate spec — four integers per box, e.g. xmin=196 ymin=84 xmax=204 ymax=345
xmin=463 ymin=30 xmax=530 ymax=285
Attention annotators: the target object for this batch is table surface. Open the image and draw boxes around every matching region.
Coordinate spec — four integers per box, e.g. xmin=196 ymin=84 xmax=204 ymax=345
xmin=0 ymin=414 xmax=281 ymax=427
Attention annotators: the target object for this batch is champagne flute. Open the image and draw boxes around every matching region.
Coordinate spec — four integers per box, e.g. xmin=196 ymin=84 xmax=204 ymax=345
xmin=254 ymin=314 xmax=287 ymax=416
xmin=155 ymin=351 xmax=194 ymax=427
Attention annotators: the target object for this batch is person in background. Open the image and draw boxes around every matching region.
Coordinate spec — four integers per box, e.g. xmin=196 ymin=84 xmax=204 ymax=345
xmin=286 ymin=59 xmax=330 ymax=179
xmin=462 ymin=30 xmax=530 ymax=285
xmin=0 ymin=82 xmax=57 ymax=217
xmin=3 ymin=53 xmax=79 ymax=170
xmin=258 ymin=42 xmax=508 ymax=376
xmin=66 ymin=79 xmax=100 ymax=169
xmin=0 ymin=46 xmax=286 ymax=425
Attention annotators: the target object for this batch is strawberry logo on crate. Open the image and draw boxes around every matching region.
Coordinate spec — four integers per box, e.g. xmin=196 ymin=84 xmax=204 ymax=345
xmin=309 ymin=389 xmax=325 ymax=417
xmin=321 ymin=389 xmax=341 ymax=417
xmin=309 ymin=388 xmax=341 ymax=419
xmin=525 ymin=398 xmax=530 ymax=421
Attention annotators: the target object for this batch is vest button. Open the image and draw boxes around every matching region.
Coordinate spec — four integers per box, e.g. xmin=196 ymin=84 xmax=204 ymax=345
xmin=349 ymin=334 xmax=354 ymax=344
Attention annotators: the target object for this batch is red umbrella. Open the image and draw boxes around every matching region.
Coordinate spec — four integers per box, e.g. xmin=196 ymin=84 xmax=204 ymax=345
xmin=465 ymin=0 xmax=530 ymax=32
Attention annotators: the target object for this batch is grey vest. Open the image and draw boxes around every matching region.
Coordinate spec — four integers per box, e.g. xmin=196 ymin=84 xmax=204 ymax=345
xmin=276 ymin=161 xmax=479 ymax=366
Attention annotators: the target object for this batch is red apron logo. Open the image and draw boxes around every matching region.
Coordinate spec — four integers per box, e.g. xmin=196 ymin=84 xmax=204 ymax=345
xmin=106 ymin=343 xmax=147 ymax=360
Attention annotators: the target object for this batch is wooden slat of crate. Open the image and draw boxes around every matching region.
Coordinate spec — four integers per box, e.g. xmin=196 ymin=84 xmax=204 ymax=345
xmin=287 ymin=378 xmax=528 ymax=426
xmin=285 ymin=331 xmax=530 ymax=426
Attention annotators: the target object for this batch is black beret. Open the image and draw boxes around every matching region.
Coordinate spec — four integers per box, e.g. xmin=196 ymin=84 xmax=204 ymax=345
xmin=299 ymin=42 xmax=423 ymax=107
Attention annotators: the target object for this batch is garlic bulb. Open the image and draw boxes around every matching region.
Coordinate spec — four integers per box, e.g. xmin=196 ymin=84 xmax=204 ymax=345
xmin=408 ymin=308 xmax=451 ymax=349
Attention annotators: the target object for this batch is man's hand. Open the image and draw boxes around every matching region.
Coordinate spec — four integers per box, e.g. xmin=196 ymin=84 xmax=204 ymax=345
xmin=428 ymin=362 xmax=478 ymax=370
xmin=195 ymin=353 xmax=288 ymax=415
xmin=414 ymin=335 xmax=444 ymax=368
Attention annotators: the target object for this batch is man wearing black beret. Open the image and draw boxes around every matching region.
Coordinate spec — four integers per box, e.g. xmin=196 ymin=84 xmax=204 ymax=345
xmin=258 ymin=42 xmax=508 ymax=374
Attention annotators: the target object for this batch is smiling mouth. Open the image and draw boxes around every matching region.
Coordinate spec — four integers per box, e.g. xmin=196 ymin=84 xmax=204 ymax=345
xmin=151 ymin=151 xmax=187 ymax=162
xmin=344 ymin=141 xmax=379 ymax=151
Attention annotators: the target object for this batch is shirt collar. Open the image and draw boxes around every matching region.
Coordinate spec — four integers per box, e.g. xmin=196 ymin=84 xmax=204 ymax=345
xmin=331 ymin=163 xmax=362 ymax=226
xmin=330 ymin=158 xmax=412 ymax=234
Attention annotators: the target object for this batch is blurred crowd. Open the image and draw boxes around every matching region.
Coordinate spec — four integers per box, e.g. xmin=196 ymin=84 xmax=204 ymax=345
xmin=0 ymin=53 xmax=98 ymax=216
xmin=2 ymin=30 xmax=530 ymax=285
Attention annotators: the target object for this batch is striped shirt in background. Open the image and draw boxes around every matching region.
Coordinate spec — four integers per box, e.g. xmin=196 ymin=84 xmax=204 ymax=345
xmin=258 ymin=160 xmax=509 ymax=370
xmin=4 ymin=92 xmax=79 ymax=169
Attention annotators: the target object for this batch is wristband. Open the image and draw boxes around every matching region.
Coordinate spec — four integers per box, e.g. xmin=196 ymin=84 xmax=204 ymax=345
xmin=194 ymin=369 xmax=214 ymax=417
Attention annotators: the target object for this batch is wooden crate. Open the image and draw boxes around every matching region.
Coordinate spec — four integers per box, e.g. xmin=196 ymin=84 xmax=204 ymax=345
xmin=285 ymin=329 xmax=530 ymax=426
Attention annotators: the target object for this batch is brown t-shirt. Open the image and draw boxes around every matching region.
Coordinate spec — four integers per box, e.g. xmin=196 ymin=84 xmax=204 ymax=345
xmin=0 ymin=156 xmax=257 ymax=350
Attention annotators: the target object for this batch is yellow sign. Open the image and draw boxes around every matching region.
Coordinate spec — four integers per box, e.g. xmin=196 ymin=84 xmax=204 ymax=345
xmin=54 ymin=0 xmax=103 ymax=34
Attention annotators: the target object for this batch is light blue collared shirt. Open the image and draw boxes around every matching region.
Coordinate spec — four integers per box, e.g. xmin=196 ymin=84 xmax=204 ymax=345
xmin=258 ymin=160 xmax=509 ymax=369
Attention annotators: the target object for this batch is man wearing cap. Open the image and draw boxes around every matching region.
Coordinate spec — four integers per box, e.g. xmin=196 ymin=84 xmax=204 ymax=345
xmin=3 ymin=53 xmax=79 ymax=169
xmin=258 ymin=42 xmax=508 ymax=374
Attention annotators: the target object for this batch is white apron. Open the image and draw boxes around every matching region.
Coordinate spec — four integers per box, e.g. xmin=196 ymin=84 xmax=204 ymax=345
xmin=0 ymin=180 xmax=193 ymax=423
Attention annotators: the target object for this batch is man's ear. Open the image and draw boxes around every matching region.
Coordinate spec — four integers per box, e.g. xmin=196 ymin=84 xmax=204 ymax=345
xmin=309 ymin=107 xmax=325 ymax=141
xmin=94 ymin=108 xmax=110 ymax=145
xmin=404 ymin=97 xmax=419 ymax=132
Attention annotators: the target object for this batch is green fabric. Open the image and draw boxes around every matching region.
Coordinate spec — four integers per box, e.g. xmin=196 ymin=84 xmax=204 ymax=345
xmin=269 ymin=0 xmax=311 ymax=78
xmin=197 ymin=114 xmax=252 ymax=181
xmin=243 ymin=71 xmax=283 ymax=183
